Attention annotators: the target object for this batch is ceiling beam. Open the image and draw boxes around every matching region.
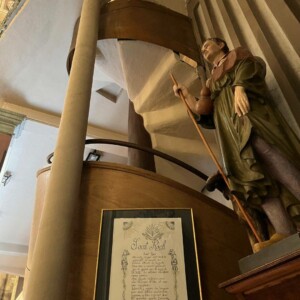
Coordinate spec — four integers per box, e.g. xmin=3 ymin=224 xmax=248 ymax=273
xmin=0 ymin=100 xmax=128 ymax=141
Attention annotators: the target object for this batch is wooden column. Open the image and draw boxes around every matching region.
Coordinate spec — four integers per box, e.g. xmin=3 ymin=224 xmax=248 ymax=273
xmin=24 ymin=0 xmax=100 ymax=299
xmin=128 ymin=100 xmax=156 ymax=172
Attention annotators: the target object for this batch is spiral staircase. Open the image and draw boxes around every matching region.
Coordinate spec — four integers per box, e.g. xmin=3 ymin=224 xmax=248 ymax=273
xmin=88 ymin=0 xmax=227 ymax=205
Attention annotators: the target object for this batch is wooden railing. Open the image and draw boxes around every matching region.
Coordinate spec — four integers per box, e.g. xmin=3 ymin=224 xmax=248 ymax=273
xmin=98 ymin=0 xmax=200 ymax=62
xmin=67 ymin=0 xmax=201 ymax=73
xmin=47 ymin=138 xmax=208 ymax=181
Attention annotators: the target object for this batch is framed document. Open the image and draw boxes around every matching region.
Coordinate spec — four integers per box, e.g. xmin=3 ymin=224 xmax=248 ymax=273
xmin=94 ymin=209 xmax=202 ymax=300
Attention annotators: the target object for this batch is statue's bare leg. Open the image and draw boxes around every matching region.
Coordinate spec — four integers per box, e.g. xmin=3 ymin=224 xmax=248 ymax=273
xmin=253 ymin=197 xmax=296 ymax=252
xmin=251 ymin=134 xmax=300 ymax=200
xmin=251 ymin=135 xmax=298 ymax=251
xmin=261 ymin=197 xmax=296 ymax=235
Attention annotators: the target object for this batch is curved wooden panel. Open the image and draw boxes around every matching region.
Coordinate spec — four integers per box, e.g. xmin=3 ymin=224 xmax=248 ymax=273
xmin=29 ymin=162 xmax=251 ymax=300
xmin=98 ymin=0 xmax=201 ymax=63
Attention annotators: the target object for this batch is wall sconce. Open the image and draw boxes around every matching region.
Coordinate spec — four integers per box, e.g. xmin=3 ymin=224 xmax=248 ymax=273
xmin=1 ymin=171 xmax=12 ymax=186
xmin=86 ymin=150 xmax=102 ymax=162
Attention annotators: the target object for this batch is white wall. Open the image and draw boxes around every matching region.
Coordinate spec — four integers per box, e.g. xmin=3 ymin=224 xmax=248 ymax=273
xmin=0 ymin=120 xmax=58 ymax=275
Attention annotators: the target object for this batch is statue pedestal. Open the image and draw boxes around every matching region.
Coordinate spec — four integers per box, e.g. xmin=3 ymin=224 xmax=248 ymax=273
xmin=219 ymin=234 xmax=300 ymax=299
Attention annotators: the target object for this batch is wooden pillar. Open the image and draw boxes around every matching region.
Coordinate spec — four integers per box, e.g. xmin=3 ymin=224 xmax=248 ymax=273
xmin=128 ymin=100 xmax=156 ymax=172
xmin=24 ymin=0 xmax=100 ymax=299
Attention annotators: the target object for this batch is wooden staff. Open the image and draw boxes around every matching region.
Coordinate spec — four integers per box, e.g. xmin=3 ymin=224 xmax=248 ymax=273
xmin=170 ymin=73 xmax=262 ymax=243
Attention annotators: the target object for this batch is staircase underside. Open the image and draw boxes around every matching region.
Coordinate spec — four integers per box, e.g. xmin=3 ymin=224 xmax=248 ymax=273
xmin=94 ymin=38 xmax=228 ymax=207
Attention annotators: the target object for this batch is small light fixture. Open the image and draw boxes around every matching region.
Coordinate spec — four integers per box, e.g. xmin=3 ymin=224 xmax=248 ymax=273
xmin=86 ymin=150 xmax=102 ymax=162
xmin=1 ymin=171 xmax=12 ymax=186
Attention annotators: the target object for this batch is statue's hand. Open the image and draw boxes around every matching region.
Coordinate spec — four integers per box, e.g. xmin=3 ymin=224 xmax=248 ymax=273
xmin=234 ymin=86 xmax=250 ymax=117
xmin=173 ymin=84 xmax=190 ymax=98
xmin=173 ymin=83 xmax=200 ymax=115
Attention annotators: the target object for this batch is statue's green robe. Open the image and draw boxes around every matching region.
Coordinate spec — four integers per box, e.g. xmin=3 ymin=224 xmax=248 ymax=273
xmin=206 ymin=47 xmax=300 ymax=221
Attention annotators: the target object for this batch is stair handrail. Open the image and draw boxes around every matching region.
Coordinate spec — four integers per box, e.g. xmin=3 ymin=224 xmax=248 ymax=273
xmin=47 ymin=138 xmax=208 ymax=181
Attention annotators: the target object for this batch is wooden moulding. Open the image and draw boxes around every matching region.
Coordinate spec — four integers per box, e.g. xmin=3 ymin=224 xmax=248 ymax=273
xmin=219 ymin=249 xmax=300 ymax=299
xmin=98 ymin=0 xmax=201 ymax=63
xmin=32 ymin=162 xmax=251 ymax=300
xmin=0 ymin=133 xmax=11 ymax=171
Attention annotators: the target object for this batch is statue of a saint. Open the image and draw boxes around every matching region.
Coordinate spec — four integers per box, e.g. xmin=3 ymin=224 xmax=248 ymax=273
xmin=173 ymin=38 xmax=300 ymax=252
